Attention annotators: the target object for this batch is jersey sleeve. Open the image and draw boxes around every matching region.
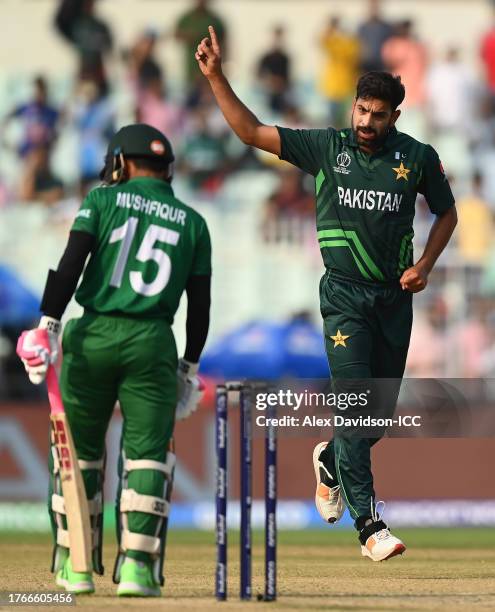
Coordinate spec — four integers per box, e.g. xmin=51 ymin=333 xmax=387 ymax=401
xmin=190 ymin=220 xmax=212 ymax=276
xmin=71 ymin=188 xmax=101 ymax=235
xmin=418 ymin=145 xmax=455 ymax=215
xmin=276 ymin=127 xmax=331 ymax=177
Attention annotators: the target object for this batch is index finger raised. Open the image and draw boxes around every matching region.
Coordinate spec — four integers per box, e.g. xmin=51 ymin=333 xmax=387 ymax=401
xmin=208 ymin=25 xmax=221 ymax=54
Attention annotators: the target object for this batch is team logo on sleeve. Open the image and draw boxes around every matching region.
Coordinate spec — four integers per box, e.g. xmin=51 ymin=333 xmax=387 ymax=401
xmin=333 ymin=151 xmax=352 ymax=175
xmin=330 ymin=329 xmax=350 ymax=348
xmin=76 ymin=209 xmax=91 ymax=219
xmin=392 ymin=161 xmax=411 ymax=181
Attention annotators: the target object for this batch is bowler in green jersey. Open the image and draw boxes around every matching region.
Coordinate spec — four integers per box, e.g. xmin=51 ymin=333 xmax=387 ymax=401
xmin=17 ymin=124 xmax=212 ymax=595
xmin=196 ymin=26 xmax=457 ymax=562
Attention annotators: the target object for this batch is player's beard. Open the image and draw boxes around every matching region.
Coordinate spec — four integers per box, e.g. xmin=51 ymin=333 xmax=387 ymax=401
xmin=352 ymin=116 xmax=391 ymax=151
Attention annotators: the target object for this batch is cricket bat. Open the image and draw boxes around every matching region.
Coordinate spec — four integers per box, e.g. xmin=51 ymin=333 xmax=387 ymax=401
xmin=46 ymin=365 xmax=92 ymax=572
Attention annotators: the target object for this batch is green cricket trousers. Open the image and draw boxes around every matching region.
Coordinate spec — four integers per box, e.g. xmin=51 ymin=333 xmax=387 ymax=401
xmin=48 ymin=311 xmax=177 ymax=562
xmin=319 ymin=271 xmax=412 ymax=529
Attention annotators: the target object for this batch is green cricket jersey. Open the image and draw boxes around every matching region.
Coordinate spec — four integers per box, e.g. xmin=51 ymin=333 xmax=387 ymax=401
xmin=71 ymin=177 xmax=211 ymax=322
xmin=277 ymin=126 xmax=455 ymax=282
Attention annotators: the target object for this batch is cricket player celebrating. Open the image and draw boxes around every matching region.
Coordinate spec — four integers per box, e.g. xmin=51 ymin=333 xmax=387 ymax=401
xmin=17 ymin=124 xmax=211 ymax=595
xmin=196 ymin=27 xmax=457 ymax=561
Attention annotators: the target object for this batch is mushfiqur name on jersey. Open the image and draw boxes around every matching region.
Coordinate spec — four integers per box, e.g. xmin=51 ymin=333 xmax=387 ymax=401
xmin=116 ymin=191 xmax=187 ymax=226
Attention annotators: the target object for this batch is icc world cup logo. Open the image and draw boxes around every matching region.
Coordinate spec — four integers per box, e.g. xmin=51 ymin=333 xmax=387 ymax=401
xmin=336 ymin=151 xmax=351 ymax=168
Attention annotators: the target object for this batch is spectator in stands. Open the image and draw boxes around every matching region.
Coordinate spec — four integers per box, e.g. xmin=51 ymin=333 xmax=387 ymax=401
xmin=319 ymin=17 xmax=360 ymax=127
xmin=256 ymin=25 xmax=292 ymax=114
xmin=55 ymin=0 xmax=113 ymax=92
xmin=477 ymin=310 xmax=495 ymax=376
xmin=71 ymin=78 xmax=114 ymax=195
xmin=175 ymin=0 xmax=227 ymax=98
xmin=406 ymin=295 xmax=447 ymax=377
xmin=179 ymin=106 xmax=229 ymax=193
xmin=136 ymin=74 xmax=184 ymax=147
xmin=469 ymin=92 xmax=495 ymax=207
xmin=357 ymin=0 xmax=393 ymax=73
xmin=382 ymin=20 xmax=427 ymax=108
xmin=481 ymin=16 xmax=495 ymax=97
xmin=426 ymin=47 xmax=472 ymax=134
xmin=3 ymin=76 xmax=59 ymax=158
xmin=125 ymin=28 xmax=163 ymax=98
xmin=453 ymin=298 xmax=491 ymax=377
xmin=456 ymin=173 xmax=493 ymax=265
xmin=18 ymin=144 xmax=64 ymax=205
xmin=0 ymin=176 xmax=10 ymax=208
xmin=281 ymin=104 xmax=307 ymax=129
xmin=262 ymin=165 xmax=314 ymax=243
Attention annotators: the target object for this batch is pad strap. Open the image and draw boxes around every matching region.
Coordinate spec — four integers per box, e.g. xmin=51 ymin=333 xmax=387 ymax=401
xmin=56 ymin=527 xmax=99 ymax=549
xmin=52 ymin=493 xmax=101 ymax=516
xmin=56 ymin=528 xmax=70 ymax=548
xmin=53 ymin=454 xmax=104 ymax=474
xmin=79 ymin=459 xmax=105 ymax=470
xmin=121 ymin=530 xmax=161 ymax=555
xmin=120 ymin=488 xmax=170 ymax=517
xmin=124 ymin=456 xmax=175 ymax=478
xmin=52 ymin=447 xmax=60 ymax=474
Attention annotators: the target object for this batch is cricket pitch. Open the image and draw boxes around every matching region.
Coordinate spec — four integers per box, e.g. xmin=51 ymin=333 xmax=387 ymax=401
xmin=1 ymin=529 xmax=494 ymax=611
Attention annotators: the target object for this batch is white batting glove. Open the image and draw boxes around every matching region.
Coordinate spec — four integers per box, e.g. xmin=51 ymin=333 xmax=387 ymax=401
xmin=176 ymin=358 xmax=204 ymax=421
xmin=16 ymin=316 xmax=61 ymax=384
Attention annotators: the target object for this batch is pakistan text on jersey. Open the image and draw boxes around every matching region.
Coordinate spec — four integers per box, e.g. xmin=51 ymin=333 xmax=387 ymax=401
xmin=115 ymin=192 xmax=187 ymax=226
xmin=337 ymin=187 xmax=404 ymax=212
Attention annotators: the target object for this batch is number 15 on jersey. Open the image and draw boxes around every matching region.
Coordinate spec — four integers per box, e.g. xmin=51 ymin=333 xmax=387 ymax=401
xmin=109 ymin=217 xmax=180 ymax=297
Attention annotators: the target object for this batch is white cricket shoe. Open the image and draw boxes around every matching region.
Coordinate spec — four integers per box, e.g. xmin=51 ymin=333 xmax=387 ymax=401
xmin=361 ymin=527 xmax=406 ymax=561
xmin=360 ymin=502 xmax=406 ymax=561
xmin=312 ymin=441 xmax=345 ymax=524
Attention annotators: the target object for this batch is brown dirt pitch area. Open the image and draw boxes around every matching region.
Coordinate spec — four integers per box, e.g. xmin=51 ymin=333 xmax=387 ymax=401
xmin=1 ymin=529 xmax=494 ymax=612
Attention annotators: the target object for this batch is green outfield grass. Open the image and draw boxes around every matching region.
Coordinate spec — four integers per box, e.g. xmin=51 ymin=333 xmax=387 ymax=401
xmin=167 ymin=527 xmax=495 ymax=549
xmin=1 ymin=529 xmax=494 ymax=611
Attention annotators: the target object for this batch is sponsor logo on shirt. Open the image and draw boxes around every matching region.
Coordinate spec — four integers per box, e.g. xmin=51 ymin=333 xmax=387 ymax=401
xmin=333 ymin=151 xmax=352 ymax=175
xmin=337 ymin=187 xmax=403 ymax=212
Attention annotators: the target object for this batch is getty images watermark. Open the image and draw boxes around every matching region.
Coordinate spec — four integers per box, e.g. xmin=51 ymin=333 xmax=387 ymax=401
xmin=244 ymin=379 xmax=495 ymax=437
xmin=254 ymin=389 xmax=422 ymax=430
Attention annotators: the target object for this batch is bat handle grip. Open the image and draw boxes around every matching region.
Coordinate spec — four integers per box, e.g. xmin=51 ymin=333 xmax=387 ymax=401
xmin=46 ymin=365 xmax=65 ymax=415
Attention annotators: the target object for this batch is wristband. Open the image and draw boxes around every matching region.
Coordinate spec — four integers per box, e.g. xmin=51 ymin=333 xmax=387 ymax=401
xmin=178 ymin=358 xmax=199 ymax=378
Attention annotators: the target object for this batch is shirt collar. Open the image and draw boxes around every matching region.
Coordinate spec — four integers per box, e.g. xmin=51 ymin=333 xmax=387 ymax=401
xmin=127 ymin=176 xmax=174 ymax=194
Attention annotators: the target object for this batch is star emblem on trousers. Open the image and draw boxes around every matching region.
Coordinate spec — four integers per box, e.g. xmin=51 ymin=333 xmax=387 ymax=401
xmin=392 ymin=161 xmax=411 ymax=181
xmin=330 ymin=329 xmax=349 ymax=348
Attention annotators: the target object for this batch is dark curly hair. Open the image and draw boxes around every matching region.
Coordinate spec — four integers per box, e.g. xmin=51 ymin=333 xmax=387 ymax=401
xmin=356 ymin=72 xmax=405 ymax=110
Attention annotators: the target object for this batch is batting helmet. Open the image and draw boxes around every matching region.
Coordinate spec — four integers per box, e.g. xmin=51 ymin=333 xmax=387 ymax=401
xmin=100 ymin=123 xmax=175 ymax=185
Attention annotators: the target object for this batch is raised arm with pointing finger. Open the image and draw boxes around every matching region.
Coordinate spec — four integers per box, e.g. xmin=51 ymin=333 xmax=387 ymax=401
xmin=196 ymin=25 xmax=281 ymax=155
xmin=196 ymin=26 xmax=458 ymax=566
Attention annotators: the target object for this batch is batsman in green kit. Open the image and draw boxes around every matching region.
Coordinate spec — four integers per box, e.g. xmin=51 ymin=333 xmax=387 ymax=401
xmin=17 ymin=124 xmax=211 ymax=596
xmin=196 ymin=27 xmax=457 ymax=562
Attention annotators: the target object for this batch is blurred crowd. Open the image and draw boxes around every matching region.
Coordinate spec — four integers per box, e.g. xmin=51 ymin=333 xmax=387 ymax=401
xmin=2 ymin=0 xmax=495 ymax=381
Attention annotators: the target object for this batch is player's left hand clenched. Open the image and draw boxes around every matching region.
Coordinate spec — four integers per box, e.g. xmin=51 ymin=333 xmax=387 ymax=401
xmin=400 ymin=263 xmax=429 ymax=293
